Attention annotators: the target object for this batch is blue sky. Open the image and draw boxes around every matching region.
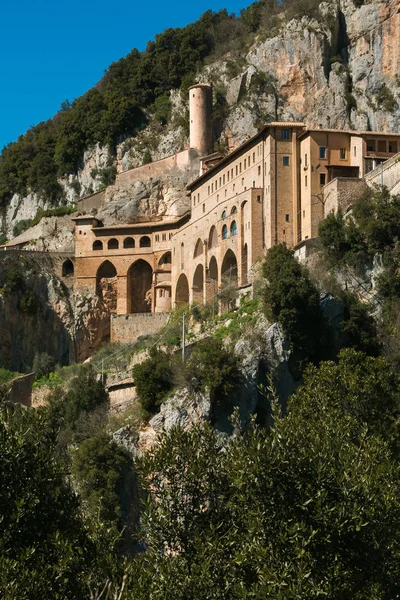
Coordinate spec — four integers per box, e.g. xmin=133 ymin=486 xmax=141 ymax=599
xmin=0 ymin=0 xmax=254 ymax=151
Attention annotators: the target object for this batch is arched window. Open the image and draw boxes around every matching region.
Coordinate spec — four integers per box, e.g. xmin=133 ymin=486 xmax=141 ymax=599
xmin=231 ymin=206 xmax=237 ymax=214
xmin=222 ymin=224 xmax=228 ymax=240
xmin=123 ymin=237 xmax=135 ymax=249
xmin=62 ymin=259 xmax=74 ymax=277
xmin=230 ymin=221 xmax=237 ymax=236
xmin=159 ymin=251 xmax=171 ymax=266
xmin=93 ymin=240 xmax=103 ymax=251
xmin=140 ymin=236 xmax=151 ymax=248
xmin=221 ymin=210 xmax=227 ymax=220
xmin=108 ymin=238 xmax=119 ymax=250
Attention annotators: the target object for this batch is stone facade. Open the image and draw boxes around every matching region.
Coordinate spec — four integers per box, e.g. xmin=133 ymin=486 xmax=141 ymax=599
xmin=72 ymin=96 xmax=400 ymax=317
xmin=111 ymin=313 xmax=170 ymax=343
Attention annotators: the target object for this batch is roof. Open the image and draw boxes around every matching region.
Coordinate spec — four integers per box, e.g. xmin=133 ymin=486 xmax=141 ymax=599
xmin=298 ymin=128 xmax=400 ymax=139
xmin=187 ymin=122 xmax=305 ymax=191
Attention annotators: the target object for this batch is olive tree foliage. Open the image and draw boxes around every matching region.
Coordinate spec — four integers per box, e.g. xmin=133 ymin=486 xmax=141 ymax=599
xmin=0 ymin=407 xmax=105 ymax=600
xmin=124 ymin=349 xmax=400 ymax=600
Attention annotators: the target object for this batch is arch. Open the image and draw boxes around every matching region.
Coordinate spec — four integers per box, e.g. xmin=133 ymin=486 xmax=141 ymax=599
xmin=231 ymin=205 xmax=237 ymax=214
xmin=206 ymin=255 xmax=218 ymax=303
xmin=139 ymin=235 xmax=151 ymax=248
xmin=93 ymin=240 xmax=103 ymax=251
xmin=123 ymin=237 xmax=135 ymax=249
xmin=222 ymin=224 xmax=228 ymax=240
xmin=242 ymin=244 xmax=248 ymax=285
xmin=193 ymin=264 xmax=204 ymax=304
xmin=127 ymin=259 xmax=153 ymax=313
xmin=208 ymin=225 xmax=218 ymax=250
xmin=221 ymin=210 xmax=227 ymax=219
xmin=194 ymin=238 xmax=203 ymax=258
xmin=176 ymin=273 xmax=189 ymax=306
xmin=62 ymin=259 xmax=74 ymax=277
xmin=221 ymin=249 xmax=238 ymax=283
xmin=96 ymin=260 xmax=117 ymax=312
xmin=230 ymin=220 xmax=237 ymax=236
xmin=159 ymin=251 xmax=171 ymax=266
xmin=108 ymin=238 xmax=119 ymax=250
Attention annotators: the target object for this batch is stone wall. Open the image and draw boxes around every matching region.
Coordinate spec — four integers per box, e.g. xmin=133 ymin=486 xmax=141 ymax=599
xmin=77 ymin=190 xmax=106 ymax=214
xmin=111 ymin=312 xmax=170 ymax=343
xmin=1 ymin=373 xmax=35 ymax=407
xmin=323 ymin=178 xmax=368 ymax=215
xmin=117 ymin=150 xmax=190 ymax=186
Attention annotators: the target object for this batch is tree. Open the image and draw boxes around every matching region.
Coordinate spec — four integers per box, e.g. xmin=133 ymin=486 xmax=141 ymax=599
xmin=262 ymin=243 xmax=328 ymax=362
xmin=132 ymin=349 xmax=173 ymax=412
xmin=0 ymin=407 xmax=103 ymax=599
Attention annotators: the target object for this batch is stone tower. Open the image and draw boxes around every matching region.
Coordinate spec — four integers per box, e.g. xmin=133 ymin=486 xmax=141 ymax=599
xmin=189 ymin=83 xmax=213 ymax=156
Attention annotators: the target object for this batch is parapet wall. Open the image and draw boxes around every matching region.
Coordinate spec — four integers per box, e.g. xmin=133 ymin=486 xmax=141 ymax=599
xmin=117 ymin=150 xmax=191 ymax=186
xmin=365 ymin=152 xmax=400 ymax=193
xmin=111 ymin=312 xmax=170 ymax=343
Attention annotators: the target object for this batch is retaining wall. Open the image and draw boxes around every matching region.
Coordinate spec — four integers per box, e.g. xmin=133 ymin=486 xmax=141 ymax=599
xmin=111 ymin=312 xmax=170 ymax=343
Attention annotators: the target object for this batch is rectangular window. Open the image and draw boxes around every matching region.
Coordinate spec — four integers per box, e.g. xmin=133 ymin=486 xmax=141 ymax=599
xmin=208 ymin=185 xmax=210 ymax=195
xmin=219 ymin=177 xmax=222 ymax=186
xmin=242 ymin=178 xmax=244 ymax=186
xmin=285 ymin=214 xmax=290 ymax=222
xmin=354 ymin=146 xmax=357 ymax=157
xmin=236 ymin=165 xmax=238 ymax=175
xmin=239 ymin=162 xmax=242 ymax=174
xmin=253 ymin=152 xmax=255 ymax=163
xmin=211 ymin=183 xmax=213 ymax=193
xmin=258 ymin=165 xmax=261 ymax=175
xmin=169 ymin=233 xmax=173 ymax=240
xmin=389 ymin=142 xmax=397 ymax=153
xmin=283 ymin=156 xmax=290 ymax=166
xmin=155 ymin=234 xmax=159 ymax=242
xmin=244 ymin=159 xmax=247 ymax=169
xmin=231 ymin=169 xmax=233 ymax=179
xmin=227 ymin=172 xmax=230 ymax=182
xmin=257 ymin=195 xmax=261 ymax=203
xmin=378 ymin=140 xmax=386 ymax=152
xmin=215 ymin=180 xmax=217 ymax=190
xmin=253 ymin=181 xmax=255 ymax=187
xmin=320 ymin=173 xmax=326 ymax=186
xmin=305 ymin=153 xmax=308 ymax=167
xmin=281 ymin=129 xmax=290 ymax=141
xmin=217 ymin=194 xmax=219 ymax=201
xmin=367 ymin=140 xmax=375 ymax=152
xmin=223 ymin=174 xmax=225 ymax=184
xmin=305 ymin=175 xmax=308 ymax=187
xmin=198 ymin=193 xmax=200 ymax=202
xmin=162 ymin=233 xmax=166 ymax=241
xmin=340 ymin=147 xmax=346 ymax=160
xmin=203 ymin=203 xmax=205 ymax=213
xmin=319 ymin=147 xmax=326 ymax=159
xmin=233 ymin=184 xmax=235 ymax=192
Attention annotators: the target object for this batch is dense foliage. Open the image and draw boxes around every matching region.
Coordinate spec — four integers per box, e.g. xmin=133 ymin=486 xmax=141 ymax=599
xmin=132 ymin=349 xmax=174 ymax=412
xmin=263 ymin=243 xmax=328 ymax=360
xmin=127 ymin=349 xmax=400 ymax=599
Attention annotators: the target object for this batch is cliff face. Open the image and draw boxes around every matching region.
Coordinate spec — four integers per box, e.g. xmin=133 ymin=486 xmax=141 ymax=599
xmin=0 ymin=254 xmax=110 ymax=372
xmin=2 ymin=0 xmax=400 ymax=235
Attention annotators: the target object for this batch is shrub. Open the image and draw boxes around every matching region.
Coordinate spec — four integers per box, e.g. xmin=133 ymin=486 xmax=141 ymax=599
xmin=339 ymin=291 xmax=380 ymax=356
xmin=132 ymin=349 xmax=173 ymax=413
xmin=142 ymin=149 xmax=152 ymax=164
xmin=153 ymin=94 xmax=172 ymax=125
xmin=33 ymin=352 xmax=56 ymax=380
xmin=375 ymin=84 xmax=397 ymax=113
xmin=184 ymin=338 xmax=239 ymax=404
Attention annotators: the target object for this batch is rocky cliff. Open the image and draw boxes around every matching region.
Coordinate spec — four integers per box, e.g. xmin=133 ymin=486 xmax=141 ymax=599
xmin=0 ymin=253 xmax=110 ymax=372
xmin=3 ymin=0 xmax=399 ymax=236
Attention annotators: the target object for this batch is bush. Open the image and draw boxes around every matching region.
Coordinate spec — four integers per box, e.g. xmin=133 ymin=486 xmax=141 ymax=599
xmin=71 ymin=432 xmax=133 ymax=528
xmin=184 ymin=338 xmax=239 ymax=405
xmin=376 ymin=84 xmax=397 ymax=113
xmin=142 ymin=149 xmax=152 ymax=164
xmin=132 ymin=349 xmax=173 ymax=413
xmin=33 ymin=352 xmax=56 ymax=380
xmin=339 ymin=291 xmax=380 ymax=356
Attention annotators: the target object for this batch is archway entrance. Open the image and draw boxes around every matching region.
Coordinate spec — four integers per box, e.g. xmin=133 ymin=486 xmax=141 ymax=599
xmin=220 ymin=250 xmax=238 ymax=312
xmin=128 ymin=260 xmax=153 ymax=313
xmin=221 ymin=249 xmax=238 ymax=283
xmin=206 ymin=256 xmax=218 ymax=303
xmin=62 ymin=258 xmax=74 ymax=277
xmin=96 ymin=260 xmax=117 ymax=312
xmin=192 ymin=264 xmax=204 ymax=304
xmin=175 ymin=274 xmax=189 ymax=306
